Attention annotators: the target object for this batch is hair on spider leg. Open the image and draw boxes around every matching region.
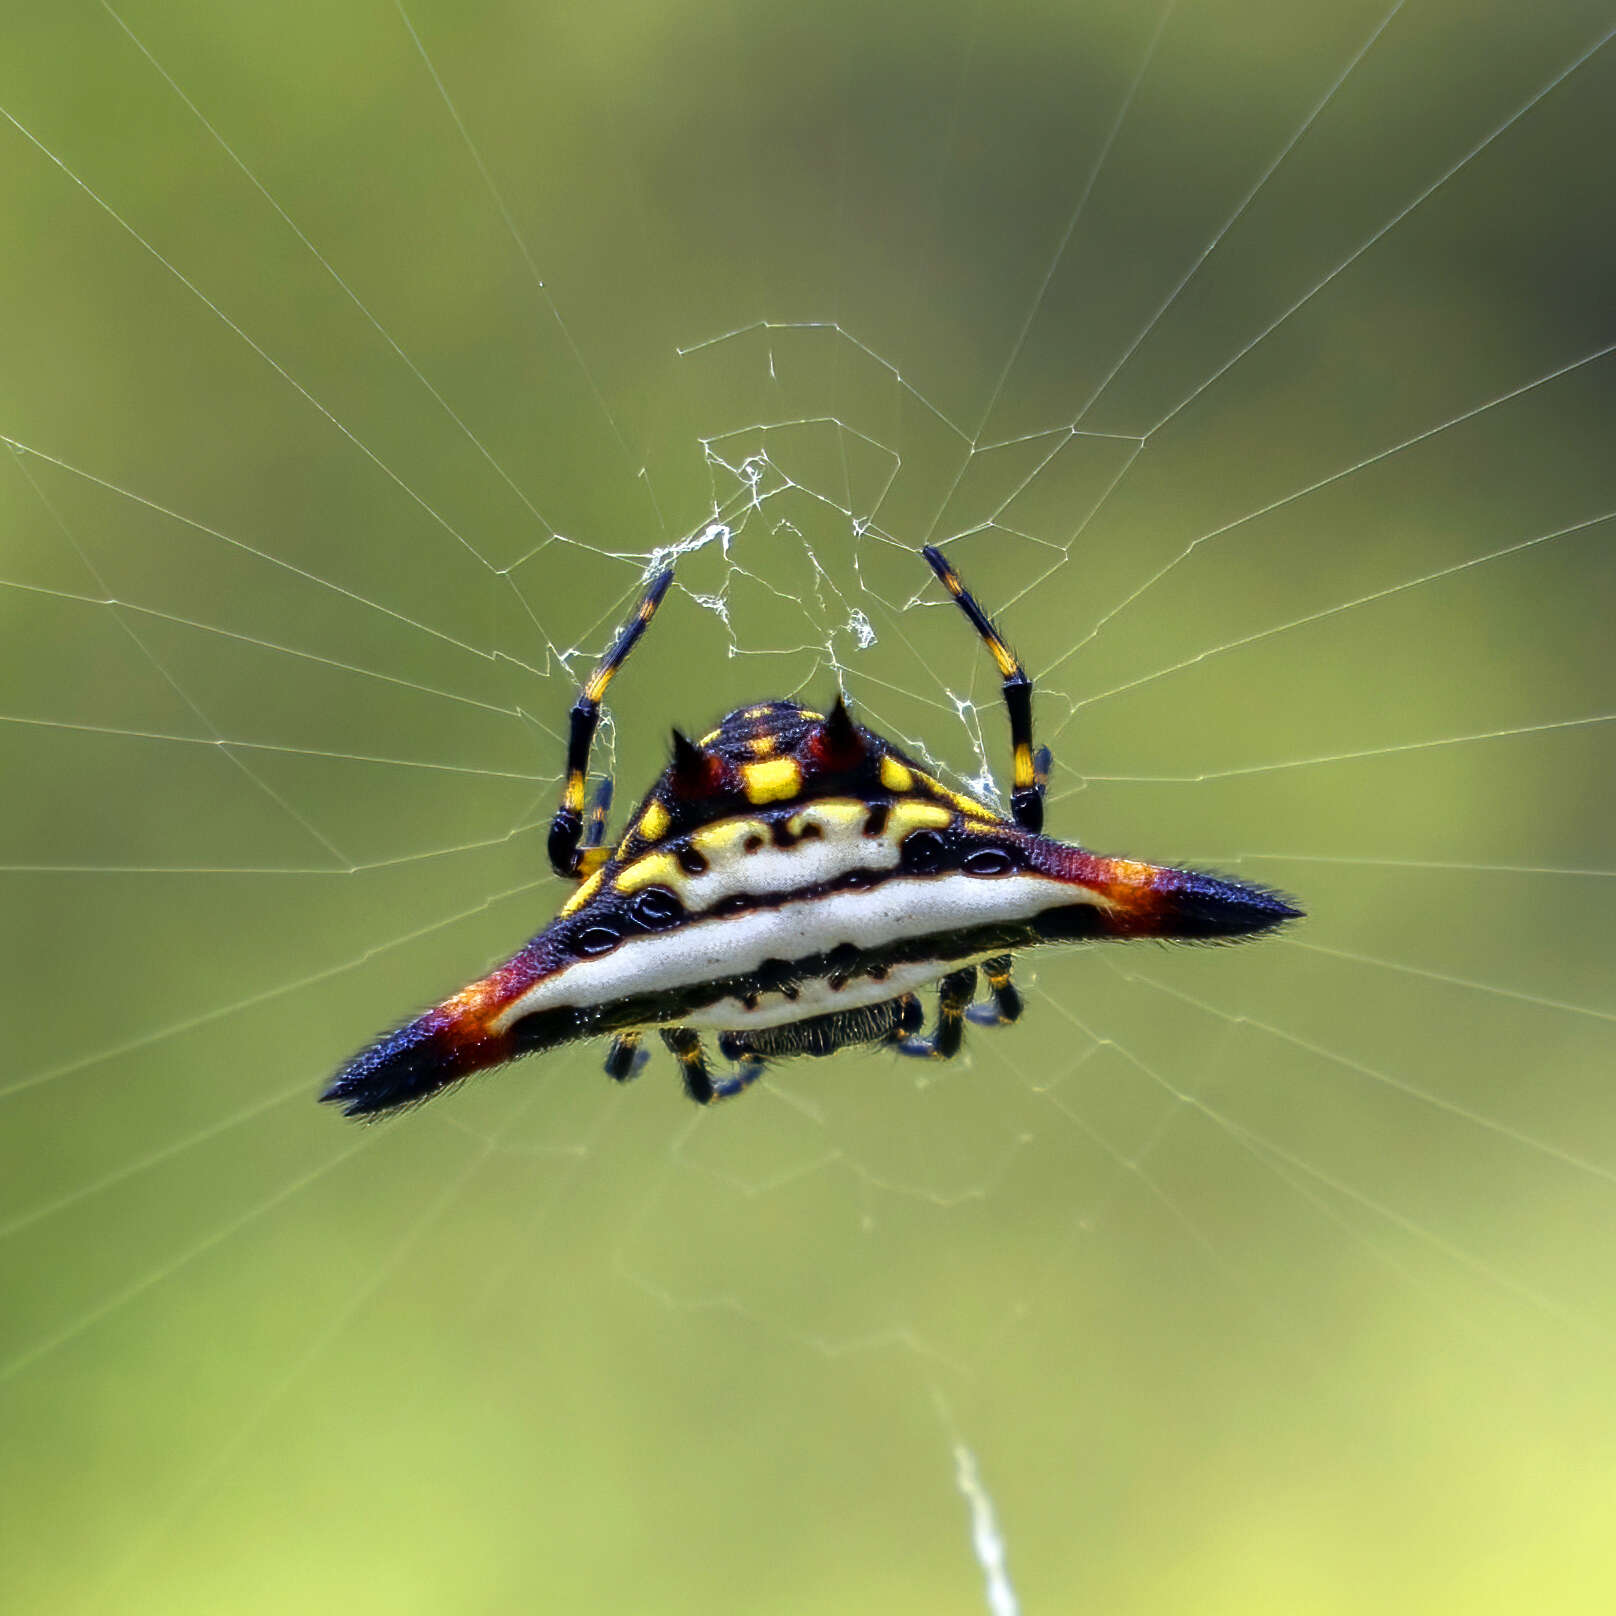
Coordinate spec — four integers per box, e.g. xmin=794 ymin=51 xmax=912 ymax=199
xmin=603 ymin=1033 xmax=649 ymax=1082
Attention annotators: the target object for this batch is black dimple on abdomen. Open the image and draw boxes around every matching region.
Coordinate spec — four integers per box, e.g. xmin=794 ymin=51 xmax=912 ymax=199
xmin=575 ymin=924 xmax=620 ymax=955
xmin=963 ymin=845 xmax=1018 ymax=876
xmin=899 ymin=828 xmax=947 ymax=872
xmin=631 ymin=887 xmax=684 ymax=927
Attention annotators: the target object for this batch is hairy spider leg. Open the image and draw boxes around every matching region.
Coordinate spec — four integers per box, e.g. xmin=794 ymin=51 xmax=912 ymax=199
xmin=548 ymin=566 xmax=675 ymax=878
xmin=603 ymin=1029 xmax=649 ymax=1082
xmin=965 ymin=954 xmax=1023 ymax=1026
xmin=897 ymin=965 xmax=980 ymax=1060
xmin=885 ymin=993 xmax=925 ymax=1041
xmin=659 ymin=1026 xmax=766 ymax=1104
xmin=922 ymin=545 xmax=1051 ymax=834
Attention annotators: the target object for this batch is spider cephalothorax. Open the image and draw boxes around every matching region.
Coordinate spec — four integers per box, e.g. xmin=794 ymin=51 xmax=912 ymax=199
xmin=323 ymin=547 xmax=1300 ymax=1116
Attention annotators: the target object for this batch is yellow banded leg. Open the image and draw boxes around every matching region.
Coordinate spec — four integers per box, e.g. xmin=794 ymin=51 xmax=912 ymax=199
xmin=662 ymin=1027 xmax=765 ymax=1103
xmin=549 ymin=567 xmax=673 ymax=877
xmin=898 ymin=967 xmax=978 ymax=1060
xmin=660 ymin=1027 xmax=713 ymax=1103
xmin=921 ymin=546 xmax=1048 ymax=833
xmin=573 ymin=778 xmax=614 ymax=880
xmin=966 ymin=955 xmax=1023 ymax=1026
xmin=585 ymin=777 xmax=612 ymax=850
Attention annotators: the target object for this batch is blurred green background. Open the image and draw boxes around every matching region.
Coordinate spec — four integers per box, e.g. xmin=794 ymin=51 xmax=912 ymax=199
xmin=3 ymin=0 xmax=1615 ymax=1610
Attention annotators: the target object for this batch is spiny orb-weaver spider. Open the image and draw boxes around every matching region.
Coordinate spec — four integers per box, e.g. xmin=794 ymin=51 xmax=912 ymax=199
xmin=323 ymin=547 xmax=1301 ymax=1117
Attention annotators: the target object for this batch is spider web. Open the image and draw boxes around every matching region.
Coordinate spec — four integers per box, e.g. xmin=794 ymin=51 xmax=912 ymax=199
xmin=3 ymin=1 xmax=1615 ymax=1610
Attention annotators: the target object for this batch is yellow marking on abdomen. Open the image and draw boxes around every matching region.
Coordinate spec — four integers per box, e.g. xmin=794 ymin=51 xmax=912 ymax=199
xmin=636 ymin=799 xmax=671 ymax=842
xmin=879 ymin=755 xmax=913 ymax=792
xmin=789 ymin=800 xmax=867 ymax=837
xmin=560 ymin=868 xmax=606 ymax=916
xmin=950 ymin=790 xmax=997 ymax=820
xmin=689 ymin=818 xmax=771 ymax=863
xmin=886 ymin=800 xmax=953 ymax=836
xmin=741 ymin=757 xmax=802 ymax=803
xmin=916 ymin=771 xmax=995 ymax=819
xmin=613 ymin=851 xmax=685 ymax=894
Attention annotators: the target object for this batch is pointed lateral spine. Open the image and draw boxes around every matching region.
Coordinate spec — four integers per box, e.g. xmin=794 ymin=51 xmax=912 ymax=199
xmin=669 ymin=727 xmax=724 ymax=797
xmin=815 ymin=693 xmax=867 ymax=770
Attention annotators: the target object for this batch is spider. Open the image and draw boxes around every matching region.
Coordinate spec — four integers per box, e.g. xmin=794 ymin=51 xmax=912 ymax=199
xmin=323 ymin=546 xmax=1301 ymax=1116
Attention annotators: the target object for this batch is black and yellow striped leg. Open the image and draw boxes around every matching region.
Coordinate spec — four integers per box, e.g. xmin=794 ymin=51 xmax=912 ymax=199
xmin=584 ymin=777 xmax=612 ymax=851
xmin=660 ymin=1027 xmax=764 ymax=1104
xmin=966 ymin=955 xmax=1023 ymax=1026
xmin=548 ymin=567 xmax=674 ymax=878
xmin=659 ymin=1027 xmax=712 ymax=1103
xmin=573 ymin=777 xmax=615 ymax=880
xmin=604 ymin=1030 xmax=648 ymax=1082
xmin=922 ymin=545 xmax=1050 ymax=834
xmin=897 ymin=966 xmax=978 ymax=1060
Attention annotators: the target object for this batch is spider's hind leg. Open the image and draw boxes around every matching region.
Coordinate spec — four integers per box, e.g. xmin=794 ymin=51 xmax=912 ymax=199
xmin=965 ymin=955 xmax=1023 ymax=1026
xmin=897 ymin=967 xmax=978 ymax=1060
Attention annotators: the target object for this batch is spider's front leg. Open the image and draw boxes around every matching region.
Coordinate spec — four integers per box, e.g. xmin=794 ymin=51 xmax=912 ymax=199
xmin=923 ymin=546 xmax=1052 ymax=834
xmin=660 ymin=1027 xmax=766 ymax=1104
xmin=548 ymin=567 xmax=673 ymax=879
xmin=897 ymin=966 xmax=979 ymax=1060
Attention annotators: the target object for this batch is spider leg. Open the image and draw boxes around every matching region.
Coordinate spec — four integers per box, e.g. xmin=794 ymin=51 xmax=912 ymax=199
xmin=922 ymin=546 xmax=1051 ymax=834
xmin=660 ymin=1027 xmax=765 ymax=1105
xmin=569 ymin=777 xmax=616 ymax=879
xmin=897 ymin=966 xmax=979 ymax=1060
xmin=548 ymin=567 xmax=674 ymax=879
xmin=965 ymin=955 xmax=1023 ymax=1026
xmin=603 ymin=1030 xmax=649 ymax=1082
xmin=885 ymin=993 xmax=925 ymax=1041
xmin=711 ymin=1058 xmax=767 ymax=1101
xmin=713 ymin=1032 xmax=772 ymax=1096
